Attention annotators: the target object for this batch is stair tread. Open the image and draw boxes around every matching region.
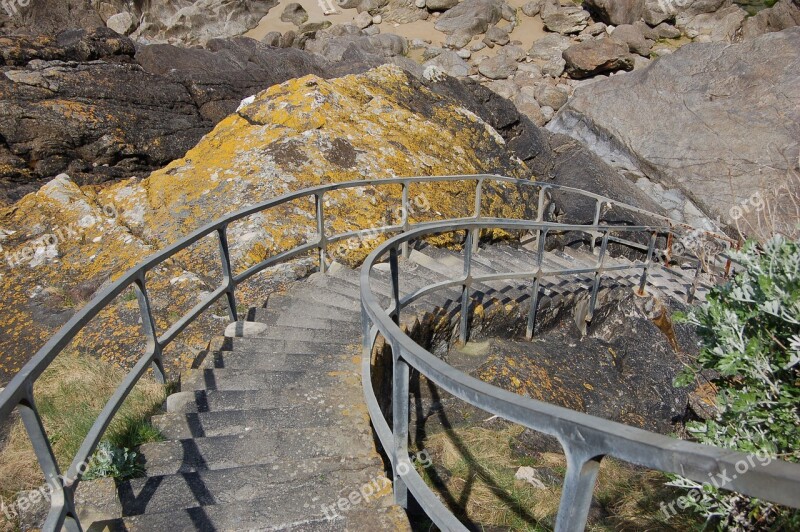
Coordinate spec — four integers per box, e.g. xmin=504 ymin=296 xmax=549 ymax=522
xmin=116 ymin=456 xmax=388 ymax=517
xmin=139 ymin=425 xmax=376 ymax=476
xmin=152 ymin=405 xmax=340 ymax=439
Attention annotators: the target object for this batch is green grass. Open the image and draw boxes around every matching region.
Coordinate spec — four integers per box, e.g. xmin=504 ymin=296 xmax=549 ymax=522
xmin=0 ymin=352 xmax=166 ymax=502
xmin=417 ymin=424 xmax=705 ymax=531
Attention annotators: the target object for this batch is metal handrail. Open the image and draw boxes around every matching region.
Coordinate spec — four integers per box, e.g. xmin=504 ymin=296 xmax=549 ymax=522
xmin=360 ymin=220 xmax=800 ymax=532
xmin=0 ymin=174 xmax=735 ymax=531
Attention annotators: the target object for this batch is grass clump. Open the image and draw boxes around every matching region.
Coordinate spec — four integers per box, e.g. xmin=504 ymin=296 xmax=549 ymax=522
xmin=0 ymin=351 xmax=166 ymax=501
xmin=416 ymin=423 xmax=701 ymax=531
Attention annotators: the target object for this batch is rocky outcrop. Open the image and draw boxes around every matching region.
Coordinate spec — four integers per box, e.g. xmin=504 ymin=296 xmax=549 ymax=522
xmin=0 ymin=65 xmax=535 ymax=384
xmin=549 ymin=28 xmax=800 ymax=234
xmin=0 ymin=30 xmax=379 ymax=205
xmin=0 ymin=0 xmax=279 ymax=46
xmin=434 ymin=0 xmax=505 ymax=37
xmin=562 ymin=37 xmax=634 ymax=78
xmin=584 ymin=0 xmax=644 ymax=25
xmin=741 ymin=0 xmax=800 ymax=39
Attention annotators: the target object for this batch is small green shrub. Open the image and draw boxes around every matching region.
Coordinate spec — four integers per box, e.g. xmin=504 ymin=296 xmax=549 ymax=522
xmin=83 ymin=441 xmax=142 ymax=481
xmin=672 ymin=236 xmax=800 ymax=529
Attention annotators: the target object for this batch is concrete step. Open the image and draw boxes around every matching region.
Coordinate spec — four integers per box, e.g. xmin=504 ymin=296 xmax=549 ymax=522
xmin=166 ymin=387 xmax=356 ymax=415
xmin=139 ymin=425 xmax=376 ymax=476
xmin=151 ymin=405 xmax=340 ymax=439
xmin=409 ymin=247 xmax=528 ymax=308
xmin=256 ymin=293 xmax=361 ymax=323
xmin=224 ymin=323 xmax=359 ymax=345
xmin=199 ymin=350 xmax=347 ymax=371
xmin=179 ymin=367 xmax=351 ymax=392
xmin=116 ymin=455 xmax=387 ymax=517
xmin=219 ymin=336 xmax=356 ymax=354
xmin=105 ymin=504 xmax=408 ymax=531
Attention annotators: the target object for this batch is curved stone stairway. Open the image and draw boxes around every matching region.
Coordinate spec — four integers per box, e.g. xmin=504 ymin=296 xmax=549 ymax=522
xmin=98 ymin=243 xmax=702 ymax=531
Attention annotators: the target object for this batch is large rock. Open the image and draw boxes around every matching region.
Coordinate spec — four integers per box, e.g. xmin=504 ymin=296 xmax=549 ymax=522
xmin=0 ymin=32 xmax=377 ymax=205
xmin=562 ymin=37 xmax=634 ymax=78
xmin=1 ymin=0 xmax=280 ymax=46
xmin=426 ymin=0 xmax=459 ymax=11
xmin=740 ymin=0 xmax=800 ymax=40
xmin=679 ymin=4 xmax=747 ymax=41
xmin=611 ymin=23 xmax=653 ymax=56
xmin=478 ymin=54 xmax=518 ymax=79
xmin=548 ymin=28 xmax=800 ymax=235
xmin=422 ymin=50 xmax=470 ymax=77
xmin=434 ymin=0 xmax=504 ymax=36
xmin=584 ymin=0 xmax=643 ymax=25
xmin=280 ymin=3 xmax=309 ymax=26
xmin=0 ymin=65 xmax=534 ymax=385
xmin=540 ymin=0 xmax=591 ymax=34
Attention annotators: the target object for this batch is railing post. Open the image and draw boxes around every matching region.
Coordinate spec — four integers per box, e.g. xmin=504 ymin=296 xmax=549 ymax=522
xmin=391 ymin=340 xmax=410 ymax=508
xmin=316 ymin=192 xmax=327 ymax=273
xmin=460 ymin=229 xmax=474 ymax=344
xmin=590 ymin=199 xmax=602 ymax=253
xmin=526 ymin=227 xmax=546 ymax=340
xmin=536 ymin=185 xmax=547 ymax=222
xmin=389 ymin=246 xmax=401 ymax=326
xmin=401 ymin=183 xmax=410 ymax=258
xmin=19 ymin=389 xmax=81 ymax=531
xmin=217 ymin=225 xmax=238 ymax=323
xmin=638 ymin=231 xmax=657 ymax=296
xmin=134 ymin=276 xmax=165 ymax=384
xmin=587 ymin=230 xmax=610 ymax=324
xmin=472 ymin=179 xmax=483 ymax=254
xmin=554 ymin=447 xmax=604 ymax=532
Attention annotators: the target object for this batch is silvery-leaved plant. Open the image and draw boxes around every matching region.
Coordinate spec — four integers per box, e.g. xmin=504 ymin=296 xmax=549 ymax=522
xmin=671 ymin=236 xmax=800 ymax=530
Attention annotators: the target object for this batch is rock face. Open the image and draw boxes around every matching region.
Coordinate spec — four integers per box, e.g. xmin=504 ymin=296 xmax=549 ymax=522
xmin=0 ymin=31 xmax=380 ymax=205
xmin=549 ymin=28 xmax=800 ymax=234
xmin=434 ymin=0 xmax=504 ymax=37
xmin=741 ymin=0 xmax=800 ymax=39
xmin=0 ymin=65 xmax=534 ymax=384
xmin=1 ymin=0 xmax=280 ymax=46
xmin=562 ymin=37 xmax=634 ymax=78
xmin=584 ymin=0 xmax=643 ymax=25
xmin=540 ymin=0 xmax=591 ymax=34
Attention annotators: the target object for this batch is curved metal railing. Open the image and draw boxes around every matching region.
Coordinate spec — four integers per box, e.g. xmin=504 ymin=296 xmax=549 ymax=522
xmin=359 ymin=219 xmax=800 ymax=531
xmin=0 ymin=174 xmax=737 ymax=531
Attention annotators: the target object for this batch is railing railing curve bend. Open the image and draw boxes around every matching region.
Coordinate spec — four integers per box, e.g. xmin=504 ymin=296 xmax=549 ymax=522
xmin=359 ymin=219 xmax=800 ymax=532
xmin=0 ymin=174 xmax=738 ymax=531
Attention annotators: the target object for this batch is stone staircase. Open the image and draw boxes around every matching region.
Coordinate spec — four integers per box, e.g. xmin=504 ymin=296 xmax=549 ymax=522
xmin=96 ymin=243 xmax=702 ymax=531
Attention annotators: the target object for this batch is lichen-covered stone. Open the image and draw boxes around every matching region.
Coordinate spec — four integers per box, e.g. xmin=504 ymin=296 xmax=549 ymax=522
xmin=0 ymin=65 xmax=532 ymax=384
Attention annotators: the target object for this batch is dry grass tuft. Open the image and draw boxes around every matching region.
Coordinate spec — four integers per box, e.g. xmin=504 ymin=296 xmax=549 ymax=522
xmin=0 ymin=351 xmax=165 ymax=504
xmin=418 ymin=423 xmax=702 ymax=531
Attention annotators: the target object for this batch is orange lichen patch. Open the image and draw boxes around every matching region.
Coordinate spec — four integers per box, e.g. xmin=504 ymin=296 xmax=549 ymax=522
xmin=478 ymin=354 xmax=584 ymax=411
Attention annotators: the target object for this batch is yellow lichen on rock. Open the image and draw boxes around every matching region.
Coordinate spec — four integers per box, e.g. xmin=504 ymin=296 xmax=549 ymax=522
xmin=0 ymin=64 xmax=532 ymax=381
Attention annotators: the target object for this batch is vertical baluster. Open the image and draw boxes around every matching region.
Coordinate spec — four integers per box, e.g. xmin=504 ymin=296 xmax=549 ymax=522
xmin=526 ymin=227 xmax=546 ymax=340
xmin=554 ymin=447 xmax=604 ymax=532
xmin=638 ymin=231 xmax=657 ymax=296
xmin=389 ymin=246 xmax=401 ymax=326
xmin=392 ymin=339 xmax=410 ymax=508
xmin=388 ymin=244 xmax=409 ymax=506
xmin=590 ymin=199 xmax=602 ymax=253
xmin=134 ymin=276 xmax=165 ymax=383
xmin=460 ymin=229 xmax=474 ymax=344
xmin=217 ymin=225 xmax=238 ymax=323
xmin=472 ymin=179 xmax=483 ymax=254
xmin=19 ymin=390 xmax=78 ymax=531
xmin=316 ymin=193 xmax=327 ymax=274
xmin=587 ymin=230 xmax=609 ymax=324
xmin=401 ymin=183 xmax=410 ymax=258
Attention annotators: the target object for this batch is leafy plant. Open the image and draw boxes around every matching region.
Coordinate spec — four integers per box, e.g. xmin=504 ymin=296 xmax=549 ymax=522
xmin=672 ymin=236 xmax=800 ymax=529
xmin=83 ymin=441 xmax=143 ymax=481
